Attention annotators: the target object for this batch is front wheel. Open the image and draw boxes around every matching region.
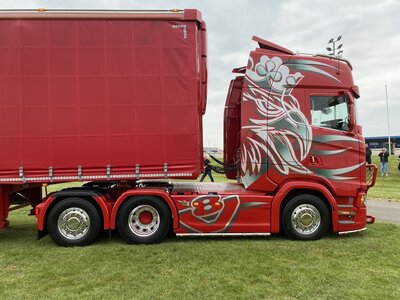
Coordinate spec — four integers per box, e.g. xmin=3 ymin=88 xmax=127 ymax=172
xmin=117 ymin=196 xmax=171 ymax=244
xmin=282 ymin=194 xmax=330 ymax=240
xmin=47 ymin=198 xmax=101 ymax=247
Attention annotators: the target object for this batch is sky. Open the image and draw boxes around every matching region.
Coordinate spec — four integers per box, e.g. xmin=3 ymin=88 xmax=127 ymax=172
xmin=1 ymin=0 xmax=399 ymax=148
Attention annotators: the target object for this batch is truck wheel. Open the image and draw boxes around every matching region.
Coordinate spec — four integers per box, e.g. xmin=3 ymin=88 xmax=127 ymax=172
xmin=47 ymin=198 xmax=101 ymax=247
xmin=281 ymin=194 xmax=329 ymax=240
xmin=117 ymin=196 xmax=170 ymax=244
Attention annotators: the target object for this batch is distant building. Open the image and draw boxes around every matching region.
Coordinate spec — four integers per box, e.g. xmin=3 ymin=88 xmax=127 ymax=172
xmin=203 ymin=147 xmax=223 ymax=157
xmin=204 ymin=147 xmax=220 ymax=153
xmin=365 ymin=135 xmax=400 ymax=153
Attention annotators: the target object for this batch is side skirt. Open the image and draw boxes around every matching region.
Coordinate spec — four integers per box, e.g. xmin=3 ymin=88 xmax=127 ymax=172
xmin=338 ymin=227 xmax=367 ymax=235
xmin=176 ymin=232 xmax=270 ymax=237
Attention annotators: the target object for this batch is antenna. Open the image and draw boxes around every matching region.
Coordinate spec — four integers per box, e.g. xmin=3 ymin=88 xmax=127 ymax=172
xmin=326 ymin=36 xmax=344 ymax=57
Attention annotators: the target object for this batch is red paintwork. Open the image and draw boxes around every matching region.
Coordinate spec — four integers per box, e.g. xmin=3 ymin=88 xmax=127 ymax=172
xmin=0 ymin=185 xmax=24 ymax=229
xmin=139 ymin=211 xmax=153 ymax=225
xmin=366 ymin=215 xmax=375 ymax=224
xmin=337 ymin=204 xmax=367 ymax=232
xmin=0 ymin=220 xmax=8 ymax=230
xmin=239 ymin=53 xmax=362 ymax=194
xmin=169 ymin=182 xmax=270 ymax=234
xmin=0 ymin=186 xmax=10 ymax=230
xmin=173 ymin=193 xmax=271 ymax=234
xmin=253 ymin=36 xmax=294 ymax=55
xmin=0 ymin=9 xmax=206 ymax=183
xmin=223 ymin=76 xmax=242 ymax=179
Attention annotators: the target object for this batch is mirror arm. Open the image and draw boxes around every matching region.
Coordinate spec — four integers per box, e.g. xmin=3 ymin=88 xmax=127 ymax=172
xmin=346 ymin=92 xmax=356 ymax=132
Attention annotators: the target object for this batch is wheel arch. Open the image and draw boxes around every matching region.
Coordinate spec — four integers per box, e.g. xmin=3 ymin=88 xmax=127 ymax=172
xmin=279 ymin=189 xmax=333 ymax=229
xmin=38 ymin=192 xmax=110 ymax=233
xmin=270 ymin=181 xmax=338 ymax=234
xmin=110 ymin=190 xmax=179 ymax=230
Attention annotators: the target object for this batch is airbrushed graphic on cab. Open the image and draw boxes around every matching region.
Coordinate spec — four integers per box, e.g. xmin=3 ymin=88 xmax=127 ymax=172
xmin=177 ymin=195 xmax=266 ymax=233
xmin=240 ymin=55 xmax=363 ymax=188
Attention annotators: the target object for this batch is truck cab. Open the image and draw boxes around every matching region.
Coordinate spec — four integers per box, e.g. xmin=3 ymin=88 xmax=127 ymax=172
xmin=226 ymin=37 xmax=365 ymax=190
xmin=224 ymin=36 xmax=376 ymax=235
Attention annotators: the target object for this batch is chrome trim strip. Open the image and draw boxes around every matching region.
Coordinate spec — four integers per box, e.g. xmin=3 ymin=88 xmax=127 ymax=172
xmin=0 ymin=9 xmax=184 ymax=14
xmin=176 ymin=232 xmax=270 ymax=237
xmin=338 ymin=227 xmax=367 ymax=235
xmin=49 ymin=167 xmax=54 ymax=182
xmin=0 ymin=10 xmax=186 ymax=21
xmin=338 ymin=220 xmax=355 ymax=224
xmin=0 ymin=173 xmax=192 ymax=183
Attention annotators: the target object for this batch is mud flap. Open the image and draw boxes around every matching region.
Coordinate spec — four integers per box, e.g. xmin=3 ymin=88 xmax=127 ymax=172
xmin=37 ymin=230 xmax=48 ymax=240
xmin=0 ymin=219 xmax=9 ymax=230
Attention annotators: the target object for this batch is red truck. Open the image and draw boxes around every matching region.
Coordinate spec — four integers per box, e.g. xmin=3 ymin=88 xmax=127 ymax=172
xmin=0 ymin=9 xmax=376 ymax=246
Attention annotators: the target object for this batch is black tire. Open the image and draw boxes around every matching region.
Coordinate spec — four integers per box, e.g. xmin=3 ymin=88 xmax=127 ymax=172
xmin=47 ymin=198 xmax=101 ymax=247
xmin=117 ymin=196 xmax=171 ymax=244
xmin=281 ymin=194 xmax=330 ymax=240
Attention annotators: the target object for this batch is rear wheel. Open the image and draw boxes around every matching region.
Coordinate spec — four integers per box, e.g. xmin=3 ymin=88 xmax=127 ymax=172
xmin=282 ymin=194 xmax=330 ymax=240
xmin=117 ymin=196 xmax=170 ymax=244
xmin=47 ymin=198 xmax=101 ymax=246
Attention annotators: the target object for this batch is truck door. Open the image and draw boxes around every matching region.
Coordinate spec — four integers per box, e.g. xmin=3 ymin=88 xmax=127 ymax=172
xmin=306 ymin=89 xmax=362 ymax=194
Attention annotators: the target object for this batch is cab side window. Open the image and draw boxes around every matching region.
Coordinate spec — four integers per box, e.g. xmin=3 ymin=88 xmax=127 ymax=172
xmin=310 ymin=95 xmax=350 ymax=131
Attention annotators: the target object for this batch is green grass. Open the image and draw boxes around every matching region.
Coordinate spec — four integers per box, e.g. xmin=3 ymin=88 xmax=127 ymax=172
xmin=1 ymin=157 xmax=398 ymax=299
xmin=367 ymin=155 xmax=400 ymax=200
xmin=0 ymin=208 xmax=399 ymax=299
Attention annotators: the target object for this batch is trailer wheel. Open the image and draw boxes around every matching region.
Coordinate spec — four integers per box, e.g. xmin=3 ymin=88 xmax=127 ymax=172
xmin=117 ymin=196 xmax=170 ymax=244
xmin=281 ymin=194 xmax=329 ymax=240
xmin=47 ymin=198 xmax=101 ymax=247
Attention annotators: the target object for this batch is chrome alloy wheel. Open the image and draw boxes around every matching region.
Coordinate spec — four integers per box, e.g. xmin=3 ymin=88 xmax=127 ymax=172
xmin=128 ymin=205 xmax=160 ymax=237
xmin=57 ymin=207 xmax=91 ymax=240
xmin=291 ymin=204 xmax=321 ymax=235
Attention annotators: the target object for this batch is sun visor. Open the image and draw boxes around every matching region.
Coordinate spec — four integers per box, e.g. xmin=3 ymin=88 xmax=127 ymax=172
xmin=252 ymin=36 xmax=294 ymax=55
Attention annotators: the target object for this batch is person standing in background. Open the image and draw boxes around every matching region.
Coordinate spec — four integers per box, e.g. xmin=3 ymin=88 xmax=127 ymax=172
xmin=378 ymin=148 xmax=389 ymax=176
xmin=365 ymin=144 xmax=372 ymax=164
xmin=200 ymin=158 xmax=214 ymax=182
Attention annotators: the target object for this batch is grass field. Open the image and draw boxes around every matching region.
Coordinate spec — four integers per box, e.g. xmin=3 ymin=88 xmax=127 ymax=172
xmin=0 ymin=208 xmax=399 ymax=299
xmin=367 ymin=155 xmax=400 ymax=200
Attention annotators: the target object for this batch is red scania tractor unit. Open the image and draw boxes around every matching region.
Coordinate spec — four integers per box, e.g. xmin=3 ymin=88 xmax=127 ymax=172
xmin=0 ymin=9 xmax=377 ymax=246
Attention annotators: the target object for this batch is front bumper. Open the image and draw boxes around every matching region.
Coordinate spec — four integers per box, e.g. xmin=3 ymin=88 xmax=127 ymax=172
xmin=366 ymin=214 xmax=375 ymax=224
